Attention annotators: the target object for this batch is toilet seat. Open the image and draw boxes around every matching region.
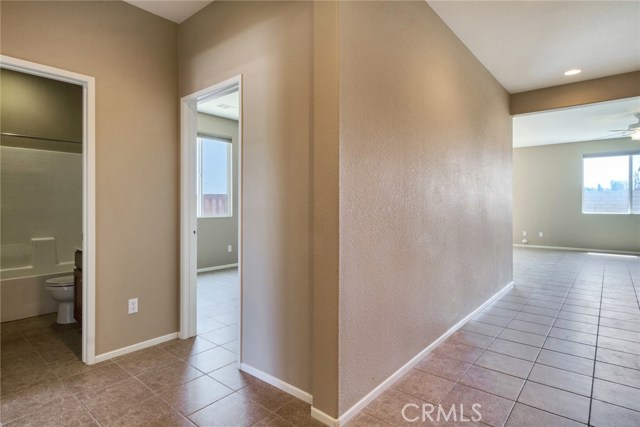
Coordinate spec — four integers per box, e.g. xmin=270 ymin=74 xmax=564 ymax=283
xmin=45 ymin=276 xmax=74 ymax=287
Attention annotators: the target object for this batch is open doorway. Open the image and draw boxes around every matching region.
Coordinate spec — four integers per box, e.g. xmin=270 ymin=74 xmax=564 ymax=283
xmin=0 ymin=55 xmax=96 ymax=364
xmin=180 ymin=76 xmax=242 ymax=367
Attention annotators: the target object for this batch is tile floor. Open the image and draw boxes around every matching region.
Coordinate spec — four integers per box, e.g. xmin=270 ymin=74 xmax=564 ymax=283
xmin=349 ymin=248 xmax=640 ymax=427
xmin=1 ymin=267 xmax=323 ymax=426
xmin=2 ymin=250 xmax=640 ymax=426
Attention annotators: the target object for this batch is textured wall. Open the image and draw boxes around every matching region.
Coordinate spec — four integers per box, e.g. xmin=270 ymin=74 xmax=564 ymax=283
xmin=513 ymin=138 xmax=640 ymax=252
xmin=337 ymin=1 xmax=513 ymax=414
xmin=180 ymin=1 xmax=313 ymax=393
xmin=1 ymin=1 xmax=179 ymax=354
xmin=196 ymin=113 xmax=239 ymax=269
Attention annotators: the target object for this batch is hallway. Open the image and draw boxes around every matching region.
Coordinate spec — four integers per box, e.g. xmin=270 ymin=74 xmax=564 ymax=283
xmin=351 ymin=248 xmax=640 ymax=426
xmin=1 ymin=251 xmax=639 ymax=426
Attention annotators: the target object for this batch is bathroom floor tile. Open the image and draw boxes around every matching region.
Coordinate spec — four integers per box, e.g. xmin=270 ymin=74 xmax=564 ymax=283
xmin=393 ymin=368 xmax=456 ymax=404
xmin=505 ymin=403 xmax=585 ymax=427
xmin=415 ymin=353 xmax=472 ymax=382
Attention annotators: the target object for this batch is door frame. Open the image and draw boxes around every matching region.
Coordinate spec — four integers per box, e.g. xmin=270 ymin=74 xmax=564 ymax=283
xmin=179 ymin=76 xmax=243 ymax=364
xmin=0 ymin=55 xmax=97 ymax=364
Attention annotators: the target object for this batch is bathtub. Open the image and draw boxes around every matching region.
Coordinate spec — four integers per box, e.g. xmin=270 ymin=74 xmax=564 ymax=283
xmin=1 ymin=271 xmax=74 ymax=322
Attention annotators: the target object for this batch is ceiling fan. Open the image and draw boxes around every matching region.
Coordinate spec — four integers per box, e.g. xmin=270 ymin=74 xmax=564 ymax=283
xmin=610 ymin=113 xmax=640 ymax=140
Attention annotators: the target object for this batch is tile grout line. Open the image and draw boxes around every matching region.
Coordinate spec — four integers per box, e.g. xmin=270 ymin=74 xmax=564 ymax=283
xmin=505 ymin=252 xmax=584 ymax=425
xmin=586 ymin=258 xmax=606 ymax=427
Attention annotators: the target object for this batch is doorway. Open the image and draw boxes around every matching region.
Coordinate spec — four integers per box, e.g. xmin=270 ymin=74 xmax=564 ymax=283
xmin=0 ymin=55 xmax=96 ymax=364
xmin=180 ymin=76 xmax=242 ymax=366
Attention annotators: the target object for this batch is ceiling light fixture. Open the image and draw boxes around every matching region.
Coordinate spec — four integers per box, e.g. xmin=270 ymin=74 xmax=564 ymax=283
xmin=564 ymin=69 xmax=582 ymax=76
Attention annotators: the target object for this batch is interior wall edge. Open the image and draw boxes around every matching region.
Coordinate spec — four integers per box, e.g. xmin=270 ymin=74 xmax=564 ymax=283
xmin=510 ymin=70 xmax=640 ymax=115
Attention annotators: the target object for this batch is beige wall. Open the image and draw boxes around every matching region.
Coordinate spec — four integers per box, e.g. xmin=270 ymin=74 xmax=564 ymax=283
xmin=510 ymin=71 xmax=640 ymax=115
xmin=180 ymin=1 xmax=313 ymax=392
xmin=337 ymin=1 xmax=513 ymax=414
xmin=513 ymin=138 xmax=640 ymax=253
xmin=196 ymin=113 xmax=239 ymax=269
xmin=1 ymin=1 xmax=180 ymax=354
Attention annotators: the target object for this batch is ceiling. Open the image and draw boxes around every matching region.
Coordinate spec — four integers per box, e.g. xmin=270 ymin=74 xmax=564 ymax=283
xmin=124 ymin=1 xmax=212 ymax=24
xmin=513 ymin=97 xmax=640 ymax=148
xmin=198 ymin=90 xmax=240 ymax=121
xmin=427 ymin=1 xmax=640 ymax=94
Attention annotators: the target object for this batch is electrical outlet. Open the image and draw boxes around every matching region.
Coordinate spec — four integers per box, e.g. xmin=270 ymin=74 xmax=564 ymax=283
xmin=539 ymin=232 xmax=544 ymax=237
xmin=128 ymin=298 xmax=138 ymax=314
xmin=522 ymin=231 xmax=527 ymax=237
xmin=227 ymin=244 xmax=233 ymax=253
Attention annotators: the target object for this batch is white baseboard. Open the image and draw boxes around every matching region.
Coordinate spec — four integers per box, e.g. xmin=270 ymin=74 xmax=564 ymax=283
xmin=317 ymin=280 xmax=514 ymax=427
xmin=94 ymin=332 xmax=178 ymax=363
xmin=197 ymin=263 xmax=238 ymax=273
xmin=240 ymin=363 xmax=313 ymax=404
xmin=311 ymin=407 xmax=339 ymax=427
xmin=513 ymin=244 xmax=639 ymax=256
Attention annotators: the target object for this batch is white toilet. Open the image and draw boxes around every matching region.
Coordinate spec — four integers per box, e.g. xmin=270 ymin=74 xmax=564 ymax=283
xmin=45 ymin=276 xmax=76 ymax=324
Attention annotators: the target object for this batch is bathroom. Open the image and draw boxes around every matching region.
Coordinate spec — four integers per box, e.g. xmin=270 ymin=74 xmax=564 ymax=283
xmin=1 ymin=68 xmax=83 ymax=329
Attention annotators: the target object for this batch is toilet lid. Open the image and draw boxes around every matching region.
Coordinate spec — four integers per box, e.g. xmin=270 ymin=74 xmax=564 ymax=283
xmin=45 ymin=276 xmax=74 ymax=286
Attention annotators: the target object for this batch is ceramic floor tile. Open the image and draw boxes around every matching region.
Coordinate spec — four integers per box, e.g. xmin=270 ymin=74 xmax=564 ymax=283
xmin=363 ymin=388 xmax=429 ymax=427
xmin=504 ymin=319 xmax=551 ymax=336
xmin=103 ymin=396 xmax=194 ymax=427
xmin=137 ymin=360 xmax=203 ymax=391
xmin=590 ymin=399 xmax=640 ymax=427
xmin=474 ymin=351 xmax=533 ymax=379
xmin=187 ymin=346 xmax=237 ymax=373
xmin=415 ymin=353 xmax=472 ymax=382
xmin=440 ymin=383 xmax=514 ymax=427
xmin=592 ymin=379 xmax=640 ymax=412
xmin=114 ymin=346 xmax=179 ymax=376
xmin=77 ymin=377 xmax=153 ymax=425
xmin=208 ymin=363 xmax=251 ymax=390
xmin=156 ymin=375 xmax=233 ymax=416
xmin=548 ymin=327 xmax=597 ymax=346
xmin=505 ymin=403 xmax=585 ymax=427
xmin=275 ymin=399 xmax=326 ymax=426
xmin=486 ymin=339 xmax=540 ymax=362
xmin=344 ymin=413 xmax=392 ymax=427
xmin=393 ymin=369 xmax=456 ymax=404
xmin=517 ymin=381 xmax=590 ymax=424
xmin=596 ymin=347 xmax=640 ymax=371
xmin=61 ymin=363 xmax=131 ymax=396
xmin=552 ymin=319 xmax=598 ymax=335
xmin=238 ymin=375 xmax=295 ymax=411
xmin=461 ymin=321 xmax=504 ymax=338
xmin=543 ymin=337 xmax=595 ymax=359
xmin=188 ymin=392 xmax=270 ymax=427
xmin=449 ymin=330 xmax=495 ymax=349
xmin=497 ymin=328 xmax=546 ymax=347
xmin=433 ymin=340 xmax=484 ymax=364
xmin=3 ymin=395 xmax=98 ymax=427
xmin=598 ymin=336 xmax=640 ymax=356
xmin=161 ymin=337 xmax=218 ymax=359
xmin=458 ymin=365 xmax=524 ymax=400
xmin=527 ymin=363 xmax=592 ymax=396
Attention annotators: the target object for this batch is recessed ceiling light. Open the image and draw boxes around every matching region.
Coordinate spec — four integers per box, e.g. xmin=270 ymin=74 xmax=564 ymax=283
xmin=564 ymin=69 xmax=582 ymax=76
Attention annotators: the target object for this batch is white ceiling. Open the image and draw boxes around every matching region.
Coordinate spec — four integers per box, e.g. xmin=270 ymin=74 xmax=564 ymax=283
xmin=124 ymin=0 xmax=212 ymax=24
xmin=427 ymin=1 xmax=640 ymax=94
xmin=198 ymin=90 xmax=239 ymax=121
xmin=513 ymin=97 xmax=640 ymax=148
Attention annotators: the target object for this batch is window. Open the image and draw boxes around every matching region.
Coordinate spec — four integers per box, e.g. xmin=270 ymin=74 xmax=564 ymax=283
xmin=582 ymin=152 xmax=640 ymax=214
xmin=198 ymin=135 xmax=232 ymax=218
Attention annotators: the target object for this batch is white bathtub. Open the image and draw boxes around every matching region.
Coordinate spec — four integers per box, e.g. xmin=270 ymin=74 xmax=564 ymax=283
xmin=1 ymin=271 xmax=73 ymax=322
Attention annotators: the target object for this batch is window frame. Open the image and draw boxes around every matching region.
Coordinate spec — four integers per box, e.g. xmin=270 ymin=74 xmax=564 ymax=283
xmin=581 ymin=150 xmax=640 ymax=215
xmin=197 ymin=133 xmax=233 ymax=219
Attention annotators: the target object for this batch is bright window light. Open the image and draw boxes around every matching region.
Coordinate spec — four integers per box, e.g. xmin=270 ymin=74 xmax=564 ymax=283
xmin=582 ymin=153 xmax=640 ymax=214
xmin=197 ymin=135 xmax=232 ymax=218
xmin=587 ymin=252 xmax=637 ymax=258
